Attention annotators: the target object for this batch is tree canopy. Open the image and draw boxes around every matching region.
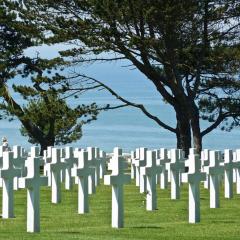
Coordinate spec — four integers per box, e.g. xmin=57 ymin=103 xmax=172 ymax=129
xmin=20 ymin=0 xmax=240 ymax=154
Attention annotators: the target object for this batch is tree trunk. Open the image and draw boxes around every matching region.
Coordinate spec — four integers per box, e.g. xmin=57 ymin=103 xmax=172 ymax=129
xmin=190 ymin=108 xmax=202 ymax=154
xmin=176 ymin=112 xmax=192 ymax=157
xmin=39 ymin=138 xmax=55 ymax=156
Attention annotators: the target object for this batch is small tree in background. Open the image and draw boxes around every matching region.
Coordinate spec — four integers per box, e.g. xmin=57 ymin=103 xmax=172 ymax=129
xmin=19 ymin=93 xmax=99 ymax=154
xmin=1 ymin=77 xmax=100 ymax=154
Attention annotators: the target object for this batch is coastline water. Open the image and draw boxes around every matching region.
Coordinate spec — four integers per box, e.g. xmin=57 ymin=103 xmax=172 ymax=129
xmin=1 ymin=50 xmax=239 ymax=153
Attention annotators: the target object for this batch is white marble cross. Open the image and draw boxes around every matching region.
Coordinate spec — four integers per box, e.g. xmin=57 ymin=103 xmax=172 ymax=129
xmin=73 ymin=148 xmax=81 ymax=158
xmin=91 ymin=147 xmax=101 ymax=186
xmin=235 ymin=150 xmax=240 ymax=194
xmin=201 ymin=149 xmax=210 ymax=168
xmin=167 ymin=150 xmax=172 ymax=182
xmin=12 ymin=145 xmax=27 ymax=190
xmin=134 ymin=148 xmax=140 ymax=186
xmin=95 ymin=147 xmax=102 ymax=178
xmin=201 ymin=149 xmax=210 ymax=189
xmin=134 ymin=147 xmax=147 ymax=193
xmin=87 ymin=147 xmax=96 ymax=194
xmin=95 ymin=147 xmax=100 ymax=159
xmin=0 ymin=151 xmax=22 ymax=218
xmin=19 ymin=156 xmax=48 ymax=232
xmin=50 ymin=148 xmax=67 ymax=203
xmin=224 ymin=149 xmax=234 ymax=198
xmin=184 ymin=154 xmax=206 ymax=223
xmin=63 ymin=147 xmax=78 ymax=190
xmin=141 ymin=150 xmax=162 ymax=211
xmin=0 ymin=148 xmax=4 ymax=187
xmin=170 ymin=149 xmax=185 ymax=199
xmin=0 ymin=151 xmax=2 ymax=166
xmin=158 ymin=148 xmax=170 ymax=189
xmin=72 ymin=150 xmax=95 ymax=214
xmin=30 ymin=146 xmax=45 ymax=167
xmin=233 ymin=151 xmax=237 ymax=183
xmin=130 ymin=150 xmax=136 ymax=179
xmin=113 ymin=147 xmax=123 ymax=156
xmin=178 ymin=149 xmax=186 ymax=185
xmin=43 ymin=146 xmax=53 ymax=186
xmin=30 ymin=146 xmax=40 ymax=158
xmin=99 ymin=150 xmax=108 ymax=179
xmin=204 ymin=150 xmax=224 ymax=208
xmin=104 ymin=150 xmax=130 ymax=228
xmin=0 ymin=146 xmax=4 ymax=156
xmin=21 ymin=147 xmax=28 ymax=158
xmin=0 ymin=150 xmax=2 ymax=187
xmin=60 ymin=148 xmax=66 ymax=183
xmin=154 ymin=149 xmax=160 ymax=184
xmin=73 ymin=148 xmax=81 ymax=183
xmin=1 ymin=143 xmax=9 ymax=152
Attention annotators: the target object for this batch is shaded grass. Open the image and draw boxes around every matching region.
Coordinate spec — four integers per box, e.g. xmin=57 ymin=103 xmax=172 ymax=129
xmin=0 ymin=180 xmax=240 ymax=239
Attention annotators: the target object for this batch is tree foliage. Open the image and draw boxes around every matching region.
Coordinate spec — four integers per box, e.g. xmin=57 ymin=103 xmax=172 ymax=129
xmin=0 ymin=0 xmax=100 ymax=153
xmin=19 ymin=93 xmax=98 ymax=146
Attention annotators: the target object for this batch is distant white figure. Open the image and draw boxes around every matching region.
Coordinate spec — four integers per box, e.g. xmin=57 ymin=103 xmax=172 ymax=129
xmin=2 ymin=137 xmax=11 ymax=152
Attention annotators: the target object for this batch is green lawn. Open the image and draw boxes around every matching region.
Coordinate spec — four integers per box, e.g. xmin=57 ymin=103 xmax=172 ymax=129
xmin=0 ymin=180 xmax=240 ymax=240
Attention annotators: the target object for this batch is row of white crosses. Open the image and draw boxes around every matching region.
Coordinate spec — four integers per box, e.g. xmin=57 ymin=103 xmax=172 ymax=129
xmin=1 ymin=144 xmax=240 ymax=232
xmin=130 ymin=147 xmax=185 ymax=200
xmin=0 ymin=145 xmax=35 ymax=219
xmin=129 ymin=146 xmax=240 ymax=224
xmin=71 ymin=147 xmax=109 ymax=215
xmin=42 ymin=146 xmax=240 ymax=228
xmin=0 ymin=145 xmax=109 ymax=232
xmin=0 ymin=146 xmax=46 ymax=232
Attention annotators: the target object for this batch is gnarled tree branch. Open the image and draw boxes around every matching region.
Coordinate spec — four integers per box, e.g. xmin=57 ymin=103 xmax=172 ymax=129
xmin=71 ymin=73 xmax=176 ymax=133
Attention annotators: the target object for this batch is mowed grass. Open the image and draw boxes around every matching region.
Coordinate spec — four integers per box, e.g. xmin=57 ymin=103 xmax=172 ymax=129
xmin=0 ymin=180 xmax=240 ymax=240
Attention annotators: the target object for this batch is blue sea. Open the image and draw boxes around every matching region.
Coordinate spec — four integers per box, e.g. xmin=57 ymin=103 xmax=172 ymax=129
xmin=0 ymin=45 xmax=239 ymax=152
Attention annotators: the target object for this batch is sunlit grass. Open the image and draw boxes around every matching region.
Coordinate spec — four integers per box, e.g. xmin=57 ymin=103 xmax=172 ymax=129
xmin=0 ymin=180 xmax=239 ymax=239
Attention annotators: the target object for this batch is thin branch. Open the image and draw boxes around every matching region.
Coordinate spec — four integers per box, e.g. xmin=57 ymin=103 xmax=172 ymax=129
xmin=201 ymin=106 xmax=224 ymax=137
xmin=72 ymin=73 xmax=176 ymax=133
xmin=96 ymin=104 xmax=129 ymax=111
